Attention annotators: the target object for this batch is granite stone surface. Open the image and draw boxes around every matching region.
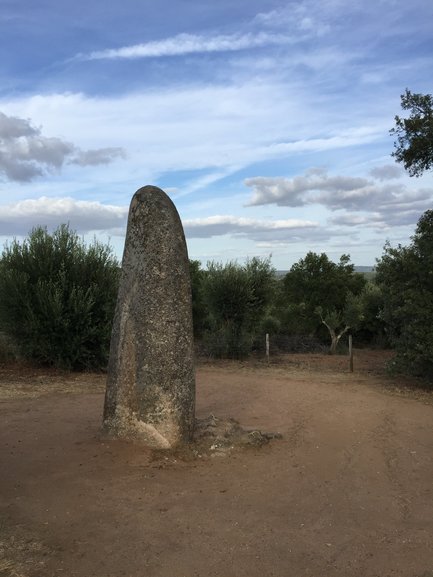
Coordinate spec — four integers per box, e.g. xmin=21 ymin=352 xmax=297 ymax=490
xmin=103 ymin=186 xmax=195 ymax=448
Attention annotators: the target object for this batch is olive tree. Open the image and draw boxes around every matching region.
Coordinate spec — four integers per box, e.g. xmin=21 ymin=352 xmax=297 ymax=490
xmin=282 ymin=252 xmax=366 ymax=351
xmin=0 ymin=224 xmax=119 ymax=370
xmin=201 ymin=257 xmax=276 ymax=358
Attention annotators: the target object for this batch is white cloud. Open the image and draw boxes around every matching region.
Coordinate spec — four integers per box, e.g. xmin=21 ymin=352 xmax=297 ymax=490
xmin=0 ymin=111 xmax=125 ymax=182
xmin=0 ymin=197 xmax=128 ymax=236
xmin=329 ymin=214 xmax=374 ymax=226
xmin=369 ymin=164 xmax=403 ymax=180
xmin=0 ymin=111 xmax=37 ymax=139
xmin=254 ymin=1 xmax=331 ymax=36
xmin=0 ymin=196 xmax=322 ymax=247
xmin=245 ymin=176 xmax=307 ymax=207
xmin=0 ymin=89 xmax=385 ymax=195
xmin=318 ymin=183 xmax=431 ymax=214
xmin=71 ymin=148 xmax=126 ymax=166
xmin=184 ymin=215 xmax=319 ymax=241
xmin=244 ymin=168 xmax=433 ymax=227
xmin=245 ymin=169 xmax=370 ymax=207
xmin=0 ymin=112 xmax=74 ymax=181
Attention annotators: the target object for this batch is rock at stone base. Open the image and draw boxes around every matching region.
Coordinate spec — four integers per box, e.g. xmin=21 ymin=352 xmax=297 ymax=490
xmin=150 ymin=415 xmax=283 ymax=463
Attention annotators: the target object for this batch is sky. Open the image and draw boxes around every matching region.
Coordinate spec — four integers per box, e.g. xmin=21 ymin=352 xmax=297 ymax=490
xmin=0 ymin=0 xmax=432 ymax=269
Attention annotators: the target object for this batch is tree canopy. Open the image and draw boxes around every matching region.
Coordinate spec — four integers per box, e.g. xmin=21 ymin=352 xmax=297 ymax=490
xmin=200 ymin=257 xmax=276 ymax=358
xmin=376 ymin=210 xmax=433 ymax=379
xmin=283 ymin=253 xmax=365 ymax=316
xmin=282 ymin=252 xmax=366 ymax=352
xmin=0 ymin=225 xmax=119 ymax=370
xmin=390 ymin=89 xmax=433 ymax=176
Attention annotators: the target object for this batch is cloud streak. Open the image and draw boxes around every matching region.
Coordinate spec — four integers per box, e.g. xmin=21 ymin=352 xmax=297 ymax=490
xmin=0 ymin=112 xmax=125 ymax=182
xmin=82 ymin=31 xmax=291 ymax=61
xmin=80 ymin=1 xmax=339 ymax=64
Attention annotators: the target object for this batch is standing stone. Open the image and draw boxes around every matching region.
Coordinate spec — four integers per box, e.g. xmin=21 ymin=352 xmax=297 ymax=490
xmin=103 ymin=186 xmax=195 ymax=448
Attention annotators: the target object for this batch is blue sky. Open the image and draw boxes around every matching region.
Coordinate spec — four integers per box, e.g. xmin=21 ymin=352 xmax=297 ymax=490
xmin=0 ymin=0 xmax=432 ymax=269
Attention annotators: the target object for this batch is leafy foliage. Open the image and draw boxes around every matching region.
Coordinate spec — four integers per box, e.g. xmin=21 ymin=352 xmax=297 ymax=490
xmin=316 ymin=291 xmax=365 ymax=354
xmin=0 ymin=225 xmax=120 ymax=370
xmin=189 ymin=259 xmax=208 ymax=338
xmin=354 ymin=281 xmax=387 ymax=347
xmin=390 ymin=89 xmax=433 ymax=176
xmin=201 ymin=257 xmax=276 ymax=358
xmin=281 ymin=252 xmax=366 ymax=349
xmin=376 ymin=210 xmax=433 ymax=379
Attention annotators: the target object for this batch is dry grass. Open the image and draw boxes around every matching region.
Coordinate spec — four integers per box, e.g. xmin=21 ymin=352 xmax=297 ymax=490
xmin=0 ymin=559 xmax=21 ymax=577
xmin=0 ymin=531 xmax=49 ymax=577
xmin=0 ymin=362 xmax=106 ymax=400
xmin=1 ymin=350 xmax=432 ymax=404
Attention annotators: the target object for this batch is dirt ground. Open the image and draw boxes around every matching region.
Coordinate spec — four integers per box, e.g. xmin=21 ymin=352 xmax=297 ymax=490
xmin=1 ymin=350 xmax=433 ymax=577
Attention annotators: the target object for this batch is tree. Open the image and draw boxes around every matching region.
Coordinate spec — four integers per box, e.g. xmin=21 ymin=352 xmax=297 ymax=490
xmin=201 ymin=257 xmax=276 ymax=358
xmin=189 ymin=259 xmax=207 ymax=338
xmin=244 ymin=256 xmax=278 ymax=333
xmin=316 ymin=291 xmax=364 ymax=354
xmin=354 ymin=281 xmax=387 ymax=347
xmin=390 ymin=89 xmax=433 ymax=176
xmin=376 ymin=210 xmax=433 ymax=380
xmin=0 ymin=224 xmax=119 ymax=370
xmin=282 ymin=252 xmax=366 ymax=349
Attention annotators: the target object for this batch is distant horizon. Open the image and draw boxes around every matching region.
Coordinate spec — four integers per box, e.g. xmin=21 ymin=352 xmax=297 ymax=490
xmin=274 ymin=264 xmax=375 ymax=276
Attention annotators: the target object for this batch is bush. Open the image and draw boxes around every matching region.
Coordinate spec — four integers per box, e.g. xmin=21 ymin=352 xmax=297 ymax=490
xmin=201 ymin=258 xmax=276 ymax=359
xmin=0 ymin=225 xmax=120 ymax=370
xmin=376 ymin=210 xmax=433 ymax=381
xmin=189 ymin=259 xmax=208 ymax=338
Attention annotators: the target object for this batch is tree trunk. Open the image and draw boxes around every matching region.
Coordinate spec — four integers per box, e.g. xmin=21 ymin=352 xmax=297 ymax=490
xmin=329 ymin=332 xmax=338 ymax=355
xmin=320 ymin=318 xmax=349 ymax=355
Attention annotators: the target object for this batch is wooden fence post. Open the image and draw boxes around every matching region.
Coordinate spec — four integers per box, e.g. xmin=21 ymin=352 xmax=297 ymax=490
xmin=266 ymin=333 xmax=270 ymax=364
xmin=349 ymin=335 xmax=354 ymax=372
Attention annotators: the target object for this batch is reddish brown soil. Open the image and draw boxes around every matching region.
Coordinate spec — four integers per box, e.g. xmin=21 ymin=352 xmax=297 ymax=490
xmin=1 ymin=350 xmax=433 ymax=577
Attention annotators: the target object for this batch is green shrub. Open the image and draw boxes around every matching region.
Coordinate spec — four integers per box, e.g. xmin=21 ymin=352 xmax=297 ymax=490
xmin=376 ymin=210 xmax=433 ymax=381
xmin=201 ymin=257 xmax=276 ymax=359
xmin=0 ymin=224 xmax=119 ymax=370
xmin=189 ymin=259 xmax=208 ymax=338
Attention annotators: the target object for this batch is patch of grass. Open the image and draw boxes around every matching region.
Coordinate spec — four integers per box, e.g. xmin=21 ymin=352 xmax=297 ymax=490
xmin=0 ymin=530 xmax=49 ymax=577
xmin=0 ymin=558 xmax=24 ymax=577
xmin=0 ymin=542 xmax=26 ymax=577
xmin=0 ymin=363 xmax=106 ymax=400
